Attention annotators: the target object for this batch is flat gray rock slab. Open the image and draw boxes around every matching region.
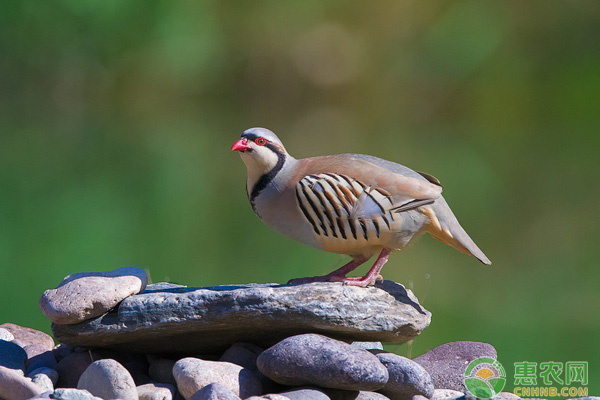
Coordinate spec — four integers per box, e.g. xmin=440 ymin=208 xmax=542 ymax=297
xmin=52 ymin=280 xmax=430 ymax=354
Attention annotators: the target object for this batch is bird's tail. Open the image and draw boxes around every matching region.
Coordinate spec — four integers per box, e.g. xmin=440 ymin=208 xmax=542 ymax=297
xmin=425 ymin=196 xmax=491 ymax=265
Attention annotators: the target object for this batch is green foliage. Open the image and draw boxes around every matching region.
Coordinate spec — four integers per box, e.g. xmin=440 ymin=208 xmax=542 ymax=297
xmin=1 ymin=0 xmax=598 ymax=395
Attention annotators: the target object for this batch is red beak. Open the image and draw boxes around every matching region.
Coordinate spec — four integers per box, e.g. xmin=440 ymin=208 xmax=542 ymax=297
xmin=231 ymin=138 xmax=251 ymax=152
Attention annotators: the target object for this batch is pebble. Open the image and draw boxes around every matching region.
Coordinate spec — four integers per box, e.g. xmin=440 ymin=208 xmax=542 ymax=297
xmin=49 ymin=388 xmax=103 ymax=400
xmin=257 ymin=334 xmax=389 ymax=391
xmin=53 ymin=344 xmax=74 ymax=363
xmin=281 ymin=387 xmax=331 ymax=400
xmin=77 ymin=359 xmax=138 ymax=400
xmin=0 ymin=340 xmax=28 ymax=372
xmin=0 ymin=323 xmax=55 ymax=350
xmin=496 ymin=392 xmax=520 ymax=399
xmin=355 ymin=392 xmax=390 ymax=399
xmin=352 ymin=342 xmax=384 ymax=351
xmin=137 ymin=382 xmax=176 ymax=400
xmin=428 ymin=389 xmax=465 ymax=400
xmin=56 ymin=352 xmax=95 ymax=388
xmin=246 ymin=395 xmax=290 ymax=400
xmin=0 ymin=365 xmax=46 ymax=400
xmin=25 ymin=344 xmax=58 ymax=372
xmin=219 ymin=342 xmax=264 ymax=370
xmin=188 ymin=382 xmax=241 ymax=400
xmin=31 ymin=372 xmax=54 ymax=392
xmin=0 ymin=328 xmax=15 ymax=341
xmin=39 ymin=266 xmax=148 ymax=324
xmin=27 ymin=367 xmax=59 ymax=386
xmin=148 ymin=358 xmax=177 ymax=386
xmin=413 ymin=341 xmax=496 ymax=392
xmin=173 ymin=357 xmax=262 ymax=399
xmin=374 ymin=352 xmax=434 ymax=399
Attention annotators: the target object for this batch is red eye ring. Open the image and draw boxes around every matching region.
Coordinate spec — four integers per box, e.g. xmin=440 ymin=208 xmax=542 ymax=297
xmin=255 ymin=138 xmax=267 ymax=146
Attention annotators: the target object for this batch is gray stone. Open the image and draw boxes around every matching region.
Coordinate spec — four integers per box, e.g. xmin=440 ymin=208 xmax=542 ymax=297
xmin=51 ymin=388 xmax=103 ymax=400
xmin=56 ymin=352 xmax=95 ymax=388
xmin=413 ymin=341 xmax=497 ymax=391
xmin=429 ymin=389 xmax=464 ymax=400
xmin=31 ymin=372 xmax=54 ymax=392
xmin=0 ymin=323 xmax=55 ymax=350
xmin=149 ymin=358 xmax=177 ymax=386
xmin=219 ymin=342 xmax=264 ymax=370
xmin=246 ymin=395 xmax=289 ymax=400
xmin=0 ymin=328 xmax=15 ymax=341
xmin=352 ymin=342 xmax=384 ymax=351
xmin=0 ymin=365 xmax=46 ymax=400
xmin=0 ymin=340 xmax=28 ymax=372
xmin=173 ymin=357 xmax=262 ymax=399
xmin=27 ymin=367 xmax=59 ymax=385
xmin=137 ymin=382 xmax=176 ymax=400
xmin=375 ymin=352 xmax=433 ymax=399
xmin=281 ymin=387 xmax=331 ymax=400
xmin=53 ymin=344 xmax=74 ymax=362
xmin=52 ymin=281 xmax=430 ymax=354
xmin=356 ymin=392 xmax=390 ymax=399
xmin=25 ymin=344 xmax=58 ymax=372
xmin=257 ymin=334 xmax=389 ymax=391
xmin=40 ymin=266 xmax=148 ymax=325
xmin=77 ymin=359 xmax=137 ymax=400
xmin=495 ymin=392 xmax=519 ymax=399
xmin=188 ymin=382 xmax=241 ymax=400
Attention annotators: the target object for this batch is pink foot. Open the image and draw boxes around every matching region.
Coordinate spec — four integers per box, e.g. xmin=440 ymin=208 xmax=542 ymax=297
xmin=343 ymin=274 xmax=384 ymax=287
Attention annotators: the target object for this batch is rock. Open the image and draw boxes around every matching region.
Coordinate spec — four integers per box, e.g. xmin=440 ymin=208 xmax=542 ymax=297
xmin=40 ymin=267 xmax=148 ymax=325
xmin=0 ymin=328 xmax=15 ymax=341
xmin=115 ymin=352 xmax=150 ymax=385
xmin=53 ymin=344 xmax=74 ymax=362
xmin=0 ymin=365 xmax=45 ymax=400
xmin=374 ymin=352 xmax=434 ymax=399
xmin=219 ymin=342 xmax=264 ymax=370
xmin=188 ymin=382 xmax=241 ymax=400
xmin=148 ymin=358 xmax=177 ymax=386
xmin=0 ymin=323 xmax=55 ymax=350
xmin=413 ymin=341 xmax=497 ymax=391
xmin=173 ymin=357 xmax=262 ymax=399
xmin=281 ymin=387 xmax=331 ymax=400
xmin=31 ymin=373 xmax=54 ymax=392
xmin=77 ymin=359 xmax=137 ymax=400
xmin=52 ymin=281 xmax=430 ymax=354
xmin=257 ymin=334 xmax=389 ymax=391
xmin=27 ymin=367 xmax=59 ymax=385
xmin=137 ymin=382 xmax=176 ymax=400
xmin=352 ymin=342 xmax=384 ymax=351
xmin=426 ymin=389 xmax=465 ymax=400
xmin=0 ymin=340 xmax=28 ymax=372
xmin=496 ymin=392 xmax=519 ymax=399
xmin=246 ymin=395 xmax=289 ymax=400
xmin=50 ymin=388 xmax=103 ymax=400
xmin=356 ymin=392 xmax=390 ymax=399
xmin=25 ymin=344 xmax=58 ymax=372
xmin=56 ymin=352 xmax=95 ymax=388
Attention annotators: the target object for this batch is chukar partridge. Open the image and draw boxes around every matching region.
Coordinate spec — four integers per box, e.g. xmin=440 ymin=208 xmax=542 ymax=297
xmin=232 ymin=127 xmax=491 ymax=287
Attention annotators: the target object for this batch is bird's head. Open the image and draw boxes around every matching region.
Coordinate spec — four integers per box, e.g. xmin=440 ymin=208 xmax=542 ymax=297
xmin=232 ymin=128 xmax=291 ymax=195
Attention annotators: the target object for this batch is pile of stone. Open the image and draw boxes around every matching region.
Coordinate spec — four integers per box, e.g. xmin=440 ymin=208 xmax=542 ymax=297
xmin=0 ymin=267 xmax=519 ymax=400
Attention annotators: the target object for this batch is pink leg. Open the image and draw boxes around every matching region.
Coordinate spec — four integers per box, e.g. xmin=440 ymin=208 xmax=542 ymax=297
xmin=343 ymin=248 xmax=392 ymax=287
xmin=287 ymin=257 xmax=368 ymax=284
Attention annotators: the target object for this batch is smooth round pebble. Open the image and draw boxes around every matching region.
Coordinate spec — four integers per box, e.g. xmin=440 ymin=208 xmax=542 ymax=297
xmin=173 ymin=358 xmax=262 ymax=399
xmin=356 ymin=392 xmax=390 ymax=399
xmin=246 ymin=395 xmax=289 ymax=400
xmin=0 ymin=340 xmax=28 ymax=372
xmin=257 ymin=334 xmax=389 ymax=391
xmin=77 ymin=359 xmax=137 ymax=400
xmin=413 ymin=341 xmax=496 ymax=392
xmin=0 ymin=323 xmax=55 ymax=350
xmin=39 ymin=266 xmax=148 ymax=324
xmin=148 ymin=358 xmax=177 ymax=386
xmin=352 ymin=342 xmax=384 ymax=351
xmin=281 ymin=387 xmax=331 ymax=400
xmin=27 ymin=367 xmax=59 ymax=385
xmin=0 ymin=365 xmax=46 ymax=400
xmin=375 ymin=352 xmax=434 ymax=399
xmin=56 ymin=352 xmax=95 ymax=388
xmin=429 ymin=389 xmax=465 ymax=400
xmin=0 ymin=328 xmax=15 ymax=341
xmin=496 ymin=392 xmax=520 ymax=399
xmin=137 ymin=382 xmax=175 ymax=400
xmin=188 ymin=382 xmax=241 ymax=400
xmin=31 ymin=373 xmax=54 ymax=392
xmin=25 ymin=344 xmax=58 ymax=372
xmin=51 ymin=388 xmax=103 ymax=400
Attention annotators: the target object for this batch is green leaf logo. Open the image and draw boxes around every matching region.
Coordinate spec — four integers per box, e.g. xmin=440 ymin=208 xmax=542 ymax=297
xmin=463 ymin=357 xmax=507 ymax=399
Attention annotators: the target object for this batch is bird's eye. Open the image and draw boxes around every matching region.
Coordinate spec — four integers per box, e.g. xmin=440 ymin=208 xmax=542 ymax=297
xmin=255 ymin=138 xmax=267 ymax=146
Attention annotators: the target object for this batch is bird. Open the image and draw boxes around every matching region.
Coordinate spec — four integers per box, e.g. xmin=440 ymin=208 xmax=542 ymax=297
xmin=231 ymin=127 xmax=491 ymax=287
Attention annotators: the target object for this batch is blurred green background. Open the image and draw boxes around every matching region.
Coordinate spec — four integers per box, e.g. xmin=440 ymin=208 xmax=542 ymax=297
xmin=1 ymin=0 xmax=598 ymax=395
